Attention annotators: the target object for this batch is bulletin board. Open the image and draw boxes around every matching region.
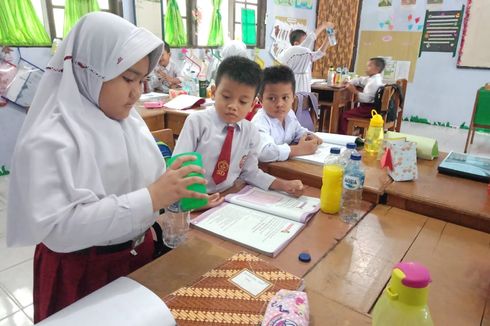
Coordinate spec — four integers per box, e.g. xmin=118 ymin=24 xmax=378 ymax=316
xmin=458 ymin=0 xmax=490 ymax=69
xmin=356 ymin=31 xmax=421 ymax=82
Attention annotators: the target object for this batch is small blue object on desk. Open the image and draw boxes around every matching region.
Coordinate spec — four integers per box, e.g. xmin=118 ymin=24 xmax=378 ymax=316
xmin=298 ymin=252 xmax=311 ymax=263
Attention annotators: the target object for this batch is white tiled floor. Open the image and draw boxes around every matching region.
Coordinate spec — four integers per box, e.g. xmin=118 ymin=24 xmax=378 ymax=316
xmin=0 ymin=122 xmax=488 ymax=325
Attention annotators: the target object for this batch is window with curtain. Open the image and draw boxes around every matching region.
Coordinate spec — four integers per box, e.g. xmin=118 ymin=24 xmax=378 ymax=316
xmin=0 ymin=0 xmax=51 ymax=46
xmin=33 ymin=0 xmax=121 ymax=40
xmin=161 ymin=0 xmax=266 ymax=48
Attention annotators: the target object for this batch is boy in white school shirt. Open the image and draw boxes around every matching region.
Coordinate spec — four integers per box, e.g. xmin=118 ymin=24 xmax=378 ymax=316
xmin=279 ymin=21 xmax=334 ymax=92
xmin=148 ymin=41 xmax=181 ymax=92
xmin=173 ymin=56 xmax=304 ymax=204
xmin=252 ymin=65 xmax=322 ymax=162
xmin=338 ymin=57 xmax=385 ymax=134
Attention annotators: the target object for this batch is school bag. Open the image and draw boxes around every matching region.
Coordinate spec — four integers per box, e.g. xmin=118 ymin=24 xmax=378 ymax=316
xmin=372 ymin=84 xmax=404 ymax=122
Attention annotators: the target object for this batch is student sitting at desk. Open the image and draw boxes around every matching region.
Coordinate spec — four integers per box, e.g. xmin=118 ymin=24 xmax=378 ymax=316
xmin=148 ymin=41 xmax=181 ymax=92
xmin=338 ymin=57 xmax=385 ymax=135
xmin=173 ymin=56 xmax=304 ymax=204
xmin=279 ymin=21 xmax=334 ymax=93
xmin=6 ymin=13 xmax=208 ymax=322
xmin=252 ymin=65 xmax=322 ymax=162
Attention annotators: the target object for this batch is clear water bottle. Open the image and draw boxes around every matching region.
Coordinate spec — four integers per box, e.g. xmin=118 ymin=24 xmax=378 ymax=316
xmin=340 ymin=152 xmax=365 ymax=223
xmin=326 ymin=27 xmax=337 ymax=46
xmin=372 ymin=262 xmax=433 ymax=326
xmin=340 ymin=142 xmax=358 ymax=167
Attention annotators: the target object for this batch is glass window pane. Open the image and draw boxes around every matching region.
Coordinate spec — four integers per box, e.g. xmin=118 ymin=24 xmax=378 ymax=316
xmin=235 ymin=3 xmax=245 ymax=23
xmin=247 ymin=0 xmax=258 ymax=4
xmin=31 ymin=0 xmax=44 ymax=26
xmin=98 ymin=0 xmax=110 ymax=10
xmin=53 ymin=8 xmax=65 ymax=38
xmin=197 ymin=0 xmax=228 ymax=47
xmin=163 ymin=0 xmax=186 ymax=17
xmin=234 ymin=23 xmax=242 ymax=41
xmin=52 ymin=0 xmax=65 ymax=6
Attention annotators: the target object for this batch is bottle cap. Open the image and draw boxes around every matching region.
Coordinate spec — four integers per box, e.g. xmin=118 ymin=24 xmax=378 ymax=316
xmin=350 ymin=153 xmax=362 ymax=161
xmin=330 ymin=147 xmax=341 ymax=154
xmin=298 ymin=252 xmax=311 ymax=262
xmin=369 ymin=109 xmax=384 ymax=127
xmin=346 ymin=142 xmax=357 ymax=149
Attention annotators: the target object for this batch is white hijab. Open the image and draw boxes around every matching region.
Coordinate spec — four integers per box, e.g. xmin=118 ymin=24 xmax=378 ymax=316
xmin=7 ymin=12 xmax=164 ymax=247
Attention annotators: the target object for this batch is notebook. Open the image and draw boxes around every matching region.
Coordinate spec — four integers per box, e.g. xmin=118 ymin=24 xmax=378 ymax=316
xmin=163 ymin=251 xmax=304 ymax=326
xmin=438 ymin=151 xmax=490 ymax=182
xmin=192 ymin=186 xmax=320 ymax=257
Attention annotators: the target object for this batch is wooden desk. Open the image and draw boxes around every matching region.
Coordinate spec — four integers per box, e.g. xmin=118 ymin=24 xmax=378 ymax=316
xmin=311 ymin=83 xmax=353 ymax=133
xmin=260 ymin=155 xmax=391 ymax=204
xmin=304 ymin=205 xmax=490 ymax=326
xmin=129 ymin=237 xmax=372 ymax=325
xmin=136 ymin=106 xmax=166 ymax=131
xmin=385 ymin=153 xmax=490 ymax=232
xmin=163 ymin=108 xmax=201 ymax=137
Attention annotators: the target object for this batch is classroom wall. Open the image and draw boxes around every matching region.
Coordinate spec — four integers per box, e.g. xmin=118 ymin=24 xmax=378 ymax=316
xmin=357 ymin=0 xmax=488 ymax=127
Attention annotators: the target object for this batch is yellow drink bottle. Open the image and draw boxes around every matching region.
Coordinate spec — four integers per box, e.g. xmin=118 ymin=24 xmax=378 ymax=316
xmin=372 ymin=262 xmax=434 ymax=326
xmin=364 ymin=110 xmax=384 ymax=156
xmin=320 ymin=147 xmax=343 ymax=214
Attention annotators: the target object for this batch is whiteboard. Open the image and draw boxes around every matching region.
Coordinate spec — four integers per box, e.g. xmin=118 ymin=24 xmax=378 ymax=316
xmin=458 ymin=0 xmax=490 ymax=68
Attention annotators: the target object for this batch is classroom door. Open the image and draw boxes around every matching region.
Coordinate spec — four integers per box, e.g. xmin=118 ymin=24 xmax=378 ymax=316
xmin=313 ymin=0 xmax=362 ymax=78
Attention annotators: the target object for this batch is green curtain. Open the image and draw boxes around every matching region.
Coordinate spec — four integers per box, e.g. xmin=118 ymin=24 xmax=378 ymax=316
xmin=63 ymin=0 xmax=100 ymax=37
xmin=207 ymin=0 xmax=223 ymax=46
xmin=0 ymin=0 xmax=51 ymax=46
xmin=165 ymin=0 xmax=186 ymax=46
xmin=241 ymin=9 xmax=256 ymax=45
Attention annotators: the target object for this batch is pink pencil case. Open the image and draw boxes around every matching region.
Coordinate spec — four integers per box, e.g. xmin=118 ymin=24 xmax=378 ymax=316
xmin=143 ymin=100 xmax=165 ymax=109
xmin=262 ymin=290 xmax=309 ymax=326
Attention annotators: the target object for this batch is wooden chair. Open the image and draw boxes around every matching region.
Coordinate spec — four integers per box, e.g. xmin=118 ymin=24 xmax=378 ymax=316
xmin=395 ymin=78 xmax=408 ymax=132
xmin=293 ymin=92 xmax=319 ymax=131
xmin=346 ymin=85 xmax=397 ymax=137
xmin=151 ymin=128 xmax=175 ymax=150
xmin=464 ymin=87 xmax=490 ymax=153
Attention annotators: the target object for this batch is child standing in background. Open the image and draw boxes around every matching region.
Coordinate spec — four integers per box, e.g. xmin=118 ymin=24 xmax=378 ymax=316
xmin=338 ymin=57 xmax=385 ymax=134
xmin=173 ymin=56 xmax=304 ymax=203
xmin=6 ymin=12 xmax=208 ymax=322
xmin=252 ymin=65 xmax=322 ymax=162
xmin=279 ymin=21 xmax=334 ymax=92
xmin=148 ymin=41 xmax=181 ymax=92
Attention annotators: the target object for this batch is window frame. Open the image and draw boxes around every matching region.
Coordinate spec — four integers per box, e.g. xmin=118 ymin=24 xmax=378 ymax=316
xmin=43 ymin=0 xmax=122 ymax=40
xmin=163 ymin=0 xmax=266 ymax=49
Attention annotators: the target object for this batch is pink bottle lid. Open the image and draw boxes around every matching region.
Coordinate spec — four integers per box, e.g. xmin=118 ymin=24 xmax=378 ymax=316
xmin=395 ymin=262 xmax=431 ymax=288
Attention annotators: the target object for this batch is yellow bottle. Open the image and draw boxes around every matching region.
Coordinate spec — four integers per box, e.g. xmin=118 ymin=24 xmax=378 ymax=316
xmin=372 ymin=262 xmax=434 ymax=326
xmin=320 ymin=147 xmax=343 ymax=214
xmin=364 ymin=110 xmax=384 ymax=156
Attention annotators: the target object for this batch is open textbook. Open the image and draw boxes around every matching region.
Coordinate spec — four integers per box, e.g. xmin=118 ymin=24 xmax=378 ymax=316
xmin=191 ymin=186 xmax=320 ymax=257
xmin=293 ymin=132 xmax=361 ymax=165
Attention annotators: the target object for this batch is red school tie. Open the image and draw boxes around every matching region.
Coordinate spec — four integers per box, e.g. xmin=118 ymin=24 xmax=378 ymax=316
xmin=212 ymin=125 xmax=235 ymax=184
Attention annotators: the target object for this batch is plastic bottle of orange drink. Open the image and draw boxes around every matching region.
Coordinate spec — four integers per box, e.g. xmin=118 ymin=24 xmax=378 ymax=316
xmin=320 ymin=147 xmax=343 ymax=214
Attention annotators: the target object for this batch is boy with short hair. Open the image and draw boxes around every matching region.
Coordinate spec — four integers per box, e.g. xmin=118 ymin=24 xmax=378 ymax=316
xmin=173 ymin=56 xmax=304 ymax=202
xmin=252 ymin=65 xmax=322 ymax=162
xmin=338 ymin=57 xmax=385 ymax=134
xmin=148 ymin=41 xmax=181 ymax=92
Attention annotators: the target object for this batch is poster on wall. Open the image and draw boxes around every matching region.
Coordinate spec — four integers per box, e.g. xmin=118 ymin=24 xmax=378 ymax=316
xmin=295 ymin=0 xmax=313 ymax=10
xmin=401 ymin=0 xmax=417 ymax=5
xmin=270 ymin=16 xmax=308 ymax=61
xmin=427 ymin=0 xmax=443 ymax=4
xmin=274 ymin=0 xmax=294 ymax=7
xmin=458 ymin=0 xmax=490 ymax=68
xmin=419 ymin=7 xmax=464 ymax=57
xmin=378 ymin=0 xmax=392 ymax=8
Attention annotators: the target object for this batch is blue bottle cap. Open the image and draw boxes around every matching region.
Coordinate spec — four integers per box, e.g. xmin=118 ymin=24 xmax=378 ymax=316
xmin=350 ymin=153 xmax=362 ymax=161
xmin=346 ymin=142 xmax=357 ymax=149
xmin=298 ymin=252 xmax=311 ymax=262
xmin=330 ymin=147 xmax=341 ymax=154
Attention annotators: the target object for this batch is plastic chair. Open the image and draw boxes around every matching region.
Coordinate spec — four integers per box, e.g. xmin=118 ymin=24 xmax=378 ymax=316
xmin=464 ymin=87 xmax=490 ymax=153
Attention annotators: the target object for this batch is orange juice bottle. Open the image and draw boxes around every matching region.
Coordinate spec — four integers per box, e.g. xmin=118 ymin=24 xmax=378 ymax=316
xmin=320 ymin=147 xmax=344 ymax=214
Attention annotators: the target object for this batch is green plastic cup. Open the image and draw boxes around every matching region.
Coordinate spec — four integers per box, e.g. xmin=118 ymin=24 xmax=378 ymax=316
xmin=167 ymin=152 xmax=208 ymax=211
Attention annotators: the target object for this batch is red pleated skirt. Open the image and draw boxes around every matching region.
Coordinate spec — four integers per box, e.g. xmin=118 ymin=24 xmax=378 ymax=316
xmin=33 ymin=230 xmax=154 ymax=323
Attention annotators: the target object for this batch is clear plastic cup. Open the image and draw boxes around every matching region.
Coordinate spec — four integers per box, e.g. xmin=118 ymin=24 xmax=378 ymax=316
xmin=161 ymin=209 xmax=190 ymax=248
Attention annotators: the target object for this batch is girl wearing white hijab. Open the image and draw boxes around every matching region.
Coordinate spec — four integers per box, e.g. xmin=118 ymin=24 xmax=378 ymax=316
xmin=7 ymin=12 xmax=207 ymax=322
